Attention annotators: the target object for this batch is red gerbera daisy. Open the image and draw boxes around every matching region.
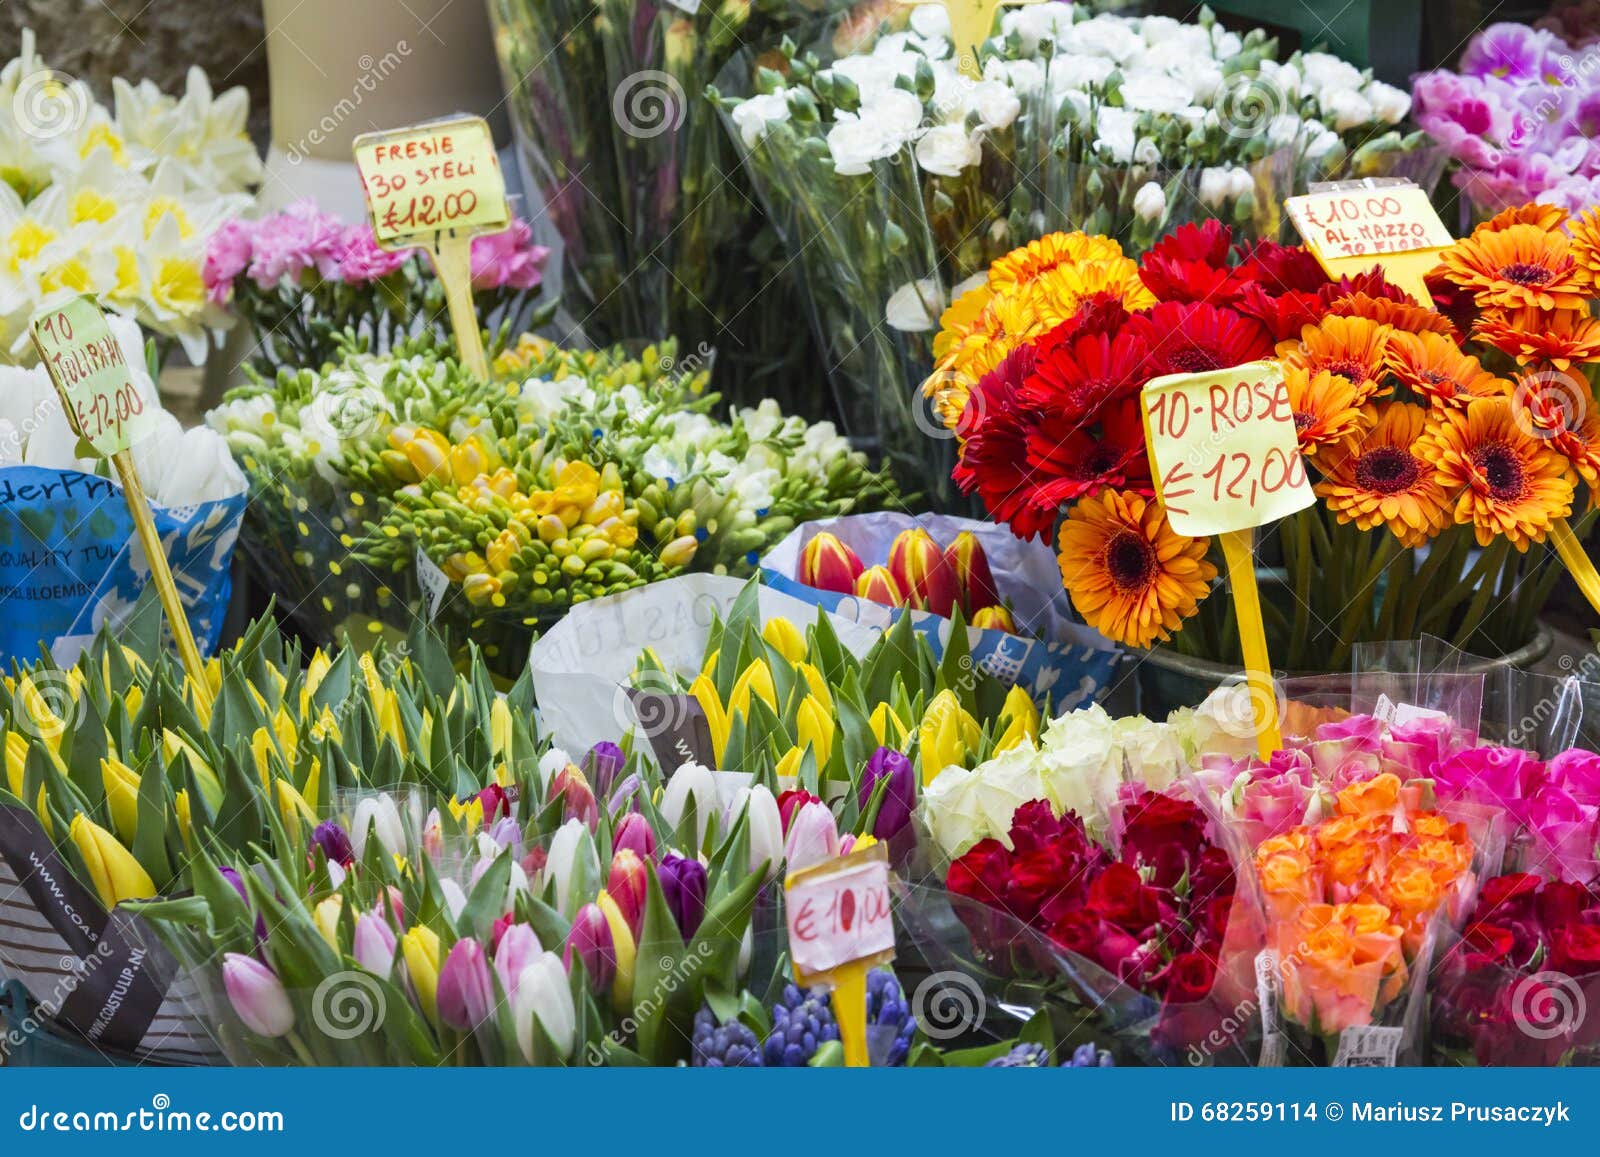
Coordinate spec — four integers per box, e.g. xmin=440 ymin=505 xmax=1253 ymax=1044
xmin=1126 ymin=301 xmax=1276 ymax=377
xmin=1318 ymin=267 xmax=1415 ymax=306
xmin=1021 ymin=326 xmax=1151 ymax=419
xmin=1233 ymin=283 xmax=1326 ymax=343
xmin=1236 ymin=239 xmax=1329 ymax=295
xmin=953 ymin=346 xmax=1062 ymax=541
xmin=1051 ymin=294 xmax=1131 ymax=342
xmin=1138 ymin=220 xmax=1251 ymax=304
xmin=1026 ymin=398 xmax=1152 ymax=505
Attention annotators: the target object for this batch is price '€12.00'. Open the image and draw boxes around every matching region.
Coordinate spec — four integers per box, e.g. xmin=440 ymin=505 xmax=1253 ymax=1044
xmin=353 ymin=116 xmax=509 ymax=247
xmin=1141 ymin=360 xmax=1316 ymax=537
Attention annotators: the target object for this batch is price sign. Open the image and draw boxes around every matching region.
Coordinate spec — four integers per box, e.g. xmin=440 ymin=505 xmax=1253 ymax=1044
xmin=1285 ymin=180 xmax=1452 ymax=305
xmin=786 ymin=842 xmax=896 ymax=981
xmin=30 ymin=297 xmax=156 ymax=457
xmin=353 ymin=117 xmax=508 ymax=247
xmin=892 ymin=0 xmax=1045 ymax=78
xmin=1141 ymin=361 xmax=1314 ymax=537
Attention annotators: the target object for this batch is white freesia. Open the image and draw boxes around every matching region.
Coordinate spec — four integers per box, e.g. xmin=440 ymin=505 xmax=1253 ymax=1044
xmin=1323 ymin=88 xmax=1374 ymax=133
xmin=969 ymin=80 xmax=1021 ymax=130
xmin=1120 ymin=70 xmax=1196 ymax=115
xmin=1300 ymin=52 xmax=1364 ymax=103
xmin=915 ymin=124 xmax=982 ymax=177
xmin=1364 ymin=80 xmax=1411 ymax=125
xmin=1198 ymin=166 xmax=1232 ymax=209
xmin=909 ymin=2 xmax=951 ymax=40
xmin=1062 ymin=14 xmax=1146 ymax=62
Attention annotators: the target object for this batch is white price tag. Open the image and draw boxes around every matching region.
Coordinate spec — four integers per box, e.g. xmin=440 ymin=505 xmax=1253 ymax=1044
xmin=1333 ymin=1024 xmax=1403 ymax=1067
xmin=416 ymin=546 xmax=451 ymax=620
xmin=785 ymin=843 xmax=896 ymax=981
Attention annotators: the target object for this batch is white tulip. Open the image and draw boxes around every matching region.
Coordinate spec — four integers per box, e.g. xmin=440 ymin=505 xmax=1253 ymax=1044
xmin=544 ymin=817 xmax=598 ymax=918
xmin=660 ymin=761 xmax=719 ymax=847
xmin=514 ymin=953 xmax=575 ymax=1061
xmin=729 ymin=783 xmax=784 ymax=879
xmin=155 ymin=426 xmax=246 ymax=506
xmin=350 ymin=794 xmax=408 ymax=861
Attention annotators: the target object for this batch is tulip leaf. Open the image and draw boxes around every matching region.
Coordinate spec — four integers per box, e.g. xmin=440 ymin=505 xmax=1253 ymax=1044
xmin=938 ymin=608 xmax=980 ymax=717
xmin=409 ymin=621 xmax=457 ymax=699
xmin=599 ymin=1038 xmax=649 ymax=1066
xmin=61 ymin=697 xmax=108 ymax=805
xmin=631 ymin=863 xmax=688 ymax=1062
xmin=131 ymin=754 xmax=173 ymax=888
xmin=804 ymin=610 xmax=850 ymax=689
xmin=861 ymin=614 xmax=916 ymax=709
xmin=461 ymin=851 xmax=512 ymax=944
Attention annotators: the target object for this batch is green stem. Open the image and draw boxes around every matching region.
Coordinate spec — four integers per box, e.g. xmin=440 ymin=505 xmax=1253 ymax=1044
xmin=1288 ymin=512 xmax=1312 ymax=671
xmin=1452 ymin=539 xmax=1513 ymax=647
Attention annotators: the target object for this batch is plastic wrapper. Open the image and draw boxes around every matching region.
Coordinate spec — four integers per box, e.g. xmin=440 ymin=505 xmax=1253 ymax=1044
xmin=0 ymin=464 xmax=244 ymax=665
xmin=762 ymin=513 xmax=1120 ymax=713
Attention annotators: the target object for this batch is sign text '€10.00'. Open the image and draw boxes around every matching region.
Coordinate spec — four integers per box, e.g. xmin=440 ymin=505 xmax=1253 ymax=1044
xmin=1285 ymin=183 xmax=1453 ymax=262
xmin=30 ymin=297 xmax=156 ymax=457
xmin=786 ymin=850 xmax=895 ymax=979
xmin=353 ymin=117 xmax=508 ymax=247
xmin=1141 ymin=361 xmax=1316 ymax=537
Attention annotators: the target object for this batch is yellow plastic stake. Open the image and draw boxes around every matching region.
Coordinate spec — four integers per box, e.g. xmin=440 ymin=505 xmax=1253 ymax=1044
xmin=429 ymin=230 xmax=489 ymax=380
xmin=1218 ymin=528 xmax=1281 ymax=761
xmin=896 ymin=0 xmax=1044 ymax=78
xmin=832 ymin=961 xmax=870 ymax=1068
xmin=1551 ymin=517 xmax=1600 ymax=617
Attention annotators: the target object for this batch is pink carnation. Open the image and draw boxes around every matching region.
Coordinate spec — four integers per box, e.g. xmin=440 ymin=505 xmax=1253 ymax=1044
xmin=334 ymin=224 xmax=411 ymax=283
xmin=470 ymin=219 xmax=549 ymax=291
xmin=245 ymin=201 xmax=345 ymax=289
xmin=203 ymin=216 xmax=254 ymax=304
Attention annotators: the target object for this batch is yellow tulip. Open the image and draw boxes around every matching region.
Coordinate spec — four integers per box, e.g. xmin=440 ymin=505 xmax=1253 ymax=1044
xmin=185 ymin=675 xmax=212 ymax=729
xmin=301 ymin=757 xmax=322 ymax=814
xmin=595 ymin=890 xmax=636 ymax=1008
xmin=16 ymin=675 xmax=66 ymax=750
xmin=101 ymin=756 xmax=141 ymax=843
xmin=68 ymin=813 xmax=154 ymax=908
xmin=774 ymin=745 xmax=804 ymax=783
xmin=163 ymin=730 xmax=222 ymax=811
xmin=869 ymin=702 xmax=909 ymax=750
xmin=688 ymin=674 xmax=729 ymax=766
xmin=728 ymin=661 xmax=777 ymax=721
xmin=699 ymin=648 xmax=719 ymax=678
xmin=272 ymin=705 xmax=298 ymax=762
xmin=250 ymin=727 xmax=276 ymax=792
xmin=5 ymin=731 xmax=26 ymax=797
xmin=448 ymin=795 xmax=485 ymax=834
xmin=796 ymin=694 xmax=835 ymax=767
xmin=313 ymin=895 xmax=343 ymax=949
xmin=35 ymin=785 xmax=52 ymax=837
xmin=491 ymin=697 xmax=513 ymax=758
xmin=994 ymin=685 xmax=1040 ymax=754
xmin=309 ymin=706 xmax=341 ymax=744
xmin=275 ymin=779 xmax=317 ymax=846
xmin=918 ymin=690 xmax=980 ymax=786
xmin=174 ymin=790 xmax=193 ymax=849
xmin=761 ymin=617 xmax=807 ymax=664
xmin=123 ymin=685 xmax=143 ymax=718
xmin=401 ymin=926 xmax=442 ymax=1022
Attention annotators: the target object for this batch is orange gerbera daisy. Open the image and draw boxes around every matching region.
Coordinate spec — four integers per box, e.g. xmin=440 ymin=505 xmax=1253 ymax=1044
xmin=1316 ymin=404 xmax=1450 ymax=547
xmin=1388 ymin=330 xmax=1511 ymax=407
xmin=1277 ymin=315 xmax=1395 ymax=402
xmin=1566 ymin=207 xmax=1600 ymax=283
xmin=1435 ymin=224 xmax=1593 ymax=312
xmin=1284 ymin=366 xmax=1371 ymax=458
xmin=1473 ymin=306 xmax=1600 ymax=369
xmin=1027 ymin=256 xmax=1158 ymax=328
xmin=932 ymin=281 xmax=996 ymax=364
xmin=1510 ymin=369 xmax=1600 ymax=492
xmin=1420 ymin=396 xmax=1576 ymax=549
xmin=988 ymin=232 xmax=1125 ymax=294
xmin=1056 ymin=489 xmax=1215 ymax=648
xmin=1471 ymin=203 xmax=1569 ymax=236
xmin=1328 ymin=292 xmax=1459 ymax=339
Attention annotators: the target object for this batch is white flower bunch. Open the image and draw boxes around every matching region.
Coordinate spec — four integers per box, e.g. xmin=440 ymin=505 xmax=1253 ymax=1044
xmin=920 ymin=687 xmax=1259 ymax=858
xmin=0 ymin=31 xmax=259 ymax=364
xmin=0 ymin=312 xmax=244 ymax=506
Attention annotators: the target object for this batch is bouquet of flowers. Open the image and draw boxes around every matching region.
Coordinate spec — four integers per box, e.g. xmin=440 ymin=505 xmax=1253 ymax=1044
xmin=203 ymin=203 xmax=552 ymax=374
xmin=206 ymin=332 xmax=898 ymax=674
xmin=0 ymin=31 xmax=258 ymax=363
xmin=715 ymin=3 xmax=1426 ymax=500
xmin=484 ymin=0 xmax=832 ymax=413
xmin=1412 ymin=21 xmax=1600 ymax=222
xmin=1432 ymin=871 xmax=1600 ymax=1066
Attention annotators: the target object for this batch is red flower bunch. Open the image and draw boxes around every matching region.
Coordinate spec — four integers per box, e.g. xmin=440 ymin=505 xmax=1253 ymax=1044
xmin=1433 ymin=872 xmax=1600 ymax=1065
xmin=946 ymin=791 xmax=1243 ymax=1051
xmin=953 ymin=223 xmax=1329 ymax=542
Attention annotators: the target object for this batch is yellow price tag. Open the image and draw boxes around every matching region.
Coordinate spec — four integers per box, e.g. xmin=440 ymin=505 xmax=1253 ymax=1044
xmin=1285 ymin=181 xmax=1452 ymax=305
xmin=353 ymin=116 xmax=508 ymax=247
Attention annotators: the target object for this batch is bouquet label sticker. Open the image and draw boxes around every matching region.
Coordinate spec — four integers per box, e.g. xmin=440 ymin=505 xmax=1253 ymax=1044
xmin=1141 ymin=360 xmax=1314 ymax=537
xmin=785 ymin=842 xmax=896 ymax=982
xmin=415 ymin=546 xmax=450 ymax=621
xmin=1333 ymin=1024 xmax=1403 ymax=1067
xmin=29 ymin=297 xmax=156 ymax=458
xmin=1285 ymin=183 xmax=1452 ymax=261
xmin=353 ymin=116 xmax=508 ymax=247
xmin=1254 ymin=949 xmax=1281 ymax=1036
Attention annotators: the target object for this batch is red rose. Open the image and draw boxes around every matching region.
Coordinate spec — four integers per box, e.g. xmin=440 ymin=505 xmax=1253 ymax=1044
xmin=1086 ymin=863 xmax=1162 ymax=930
xmin=1047 ymin=910 xmax=1102 ymax=957
xmin=1477 ymin=872 xmax=1542 ymax=921
xmin=1160 ymin=950 xmax=1219 ymax=1003
xmin=947 ymin=839 xmax=1012 ymax=908
xmin=1190 ymin=894 xmax=1235 ymax=948
xmin=1120 ymin=791 xmax=1207 ymax=866
xmin=1153 ymin=951 xmax=1226 ymax=1052
xmin=1553 ymin=924 xmax=1600 ymax=976
xmin=1009 ymin=799 xmax=1072 ymax=854
xmin=1537 ymin=880 xmax=1591 ymax=933
xmin=1188 ymin=847 xmax=1237 ymax=904
xmin=1006 ymin=848 xmax=1076 ymax=923
xmin=1460 ymin=921 xmax=1517 ymax=969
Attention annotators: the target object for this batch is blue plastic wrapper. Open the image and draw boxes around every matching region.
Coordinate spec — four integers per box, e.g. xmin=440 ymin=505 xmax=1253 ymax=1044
xmin=761 ymin=513 xmax=1122 ymax=712
xmin=0 ymin=465 xmax=245 ymax=665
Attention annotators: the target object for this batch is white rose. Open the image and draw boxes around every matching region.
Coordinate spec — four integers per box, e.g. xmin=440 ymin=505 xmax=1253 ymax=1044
xmin=915 ymin=123 xmax=982 ymax=176
xmin=921 ymin=766 xmax=985 ymax=858
xmin=970 ymin=742 xmax=1048 ymax=846
xmin=732 ymin=90 xmax=791 ymax=148
xmin=1323 ymin=87 xmax=1374 ymax=132
xmin=1133 ymin=180 xmax=1166 ymax=222
xmin=1186 ymin=683 xmax=1263 ymax=762
xmin=1364 ymin=80 xmax=1411 ymax=125
xmin=1113 ymin=716 xmax=1186 ymax=793
xmin=885 ymin=278 xmax=945 ymax=332
xmin=1120 ymin=69 xmax=1196 ymax=114
xmin=1037 ymin=705 xmax=1123 ymax=831
xmin=970 ymin=79 xmax=1021 ymax=130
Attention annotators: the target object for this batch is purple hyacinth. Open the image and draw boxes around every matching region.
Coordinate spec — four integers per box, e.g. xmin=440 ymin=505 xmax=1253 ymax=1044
xmin=866 ymin=968 xmax=915 ymax=1066
xmin=691 ymin=1005 xmax=764 ymax=1067
xmin=986 ymin=1042 xmax=1051 ymax=1067
xmin=1063 ymin=1042 xmax=1116 ymax=1067
xmin=763 ymin=983 xmax=840 ymax=1066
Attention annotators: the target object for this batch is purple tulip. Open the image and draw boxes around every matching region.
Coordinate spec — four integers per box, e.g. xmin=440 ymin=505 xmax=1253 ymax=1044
xmin=564 ymin=903 xmax=617 ymax=990
xmin=486 ymin=816 xmax=523 ymax=855
xmin=859 ymin=746 xmax=916 ymax=840
xmin=436 ymin=938 xmax=495 ymax=1030
xmin=494 ymin=923 xmax=542 ymax=999
xmin=613 ymin=811 xmax=658 ymax=861
xmin=312 ymin=821 xmax=355 ymax=866
xmin=353 ymin=911 xmax=398 ymax=979
xmin=657 ymin=854 xmax=706 ymax=939
xmin=222 ymin=953 xmax=294 ymax=1038
xmin=219 ymin=866 xmax=269 ymax=943
xmin=582 ymin=742 xmax=626 ymax=801
xmin=607 ymin=772 xmax=643 ymax=816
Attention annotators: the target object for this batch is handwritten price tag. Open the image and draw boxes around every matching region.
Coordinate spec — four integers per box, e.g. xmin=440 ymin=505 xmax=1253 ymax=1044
xmin=1141 ymin=360 xmax=1314 ymax=537
xmin=1285 ymin=182 xmax=1451 ymax=261
xmin=785 ymin=843 xmax=895 ymax=982
xmin=30 ymin=297 xmax=156 ymax=457
xmin=353 ymin=116 xmax=508 ymax=248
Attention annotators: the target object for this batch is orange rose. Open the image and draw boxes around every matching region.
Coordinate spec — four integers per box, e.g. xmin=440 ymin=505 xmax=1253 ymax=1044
xmin=1337 ymin=772 xmax=1401 ymax=817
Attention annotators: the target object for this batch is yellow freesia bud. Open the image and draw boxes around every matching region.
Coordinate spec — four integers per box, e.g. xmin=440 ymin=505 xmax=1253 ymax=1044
xmin=401 ymin=926 xmax=442 ymax=1022
xmin=68 ymin=813 xmax=155 ymax=908
xmin=462 ymin=573 xmax=501 ymax=604
xmin=869 ymin=702 xmax=909 ymax=750
xmin=918 ymin=690 xmax=980 ymax=786
xmin=728 ymin=661 xmax=777 ymax=722
xmin=761 ymin=617 xmax=807 ymax=664
xmin=596 ymin=890 xmax=636 ymax=1008
xmin=101 ymin=756 xmax=141 ymax=843
xmin=688 ymin=674 xmax=729 ymax=767
xmin=313 ymin=895 xmax=343 ymax=950
xmin=796 ymin=694 xmax=835 ymax=767
xmin=995 ymin=684 xmax=1040 ymax=754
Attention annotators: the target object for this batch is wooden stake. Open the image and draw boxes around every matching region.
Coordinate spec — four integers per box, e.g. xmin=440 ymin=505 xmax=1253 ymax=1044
xmin=1219 ymin=528 xmax=1281 ymax=761
xmin=429 ymin=230 xmax=489 ymax=380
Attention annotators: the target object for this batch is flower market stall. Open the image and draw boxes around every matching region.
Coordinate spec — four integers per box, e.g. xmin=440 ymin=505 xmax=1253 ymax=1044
xmin=8 ymin=0 xmax=1600 ymax=1087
